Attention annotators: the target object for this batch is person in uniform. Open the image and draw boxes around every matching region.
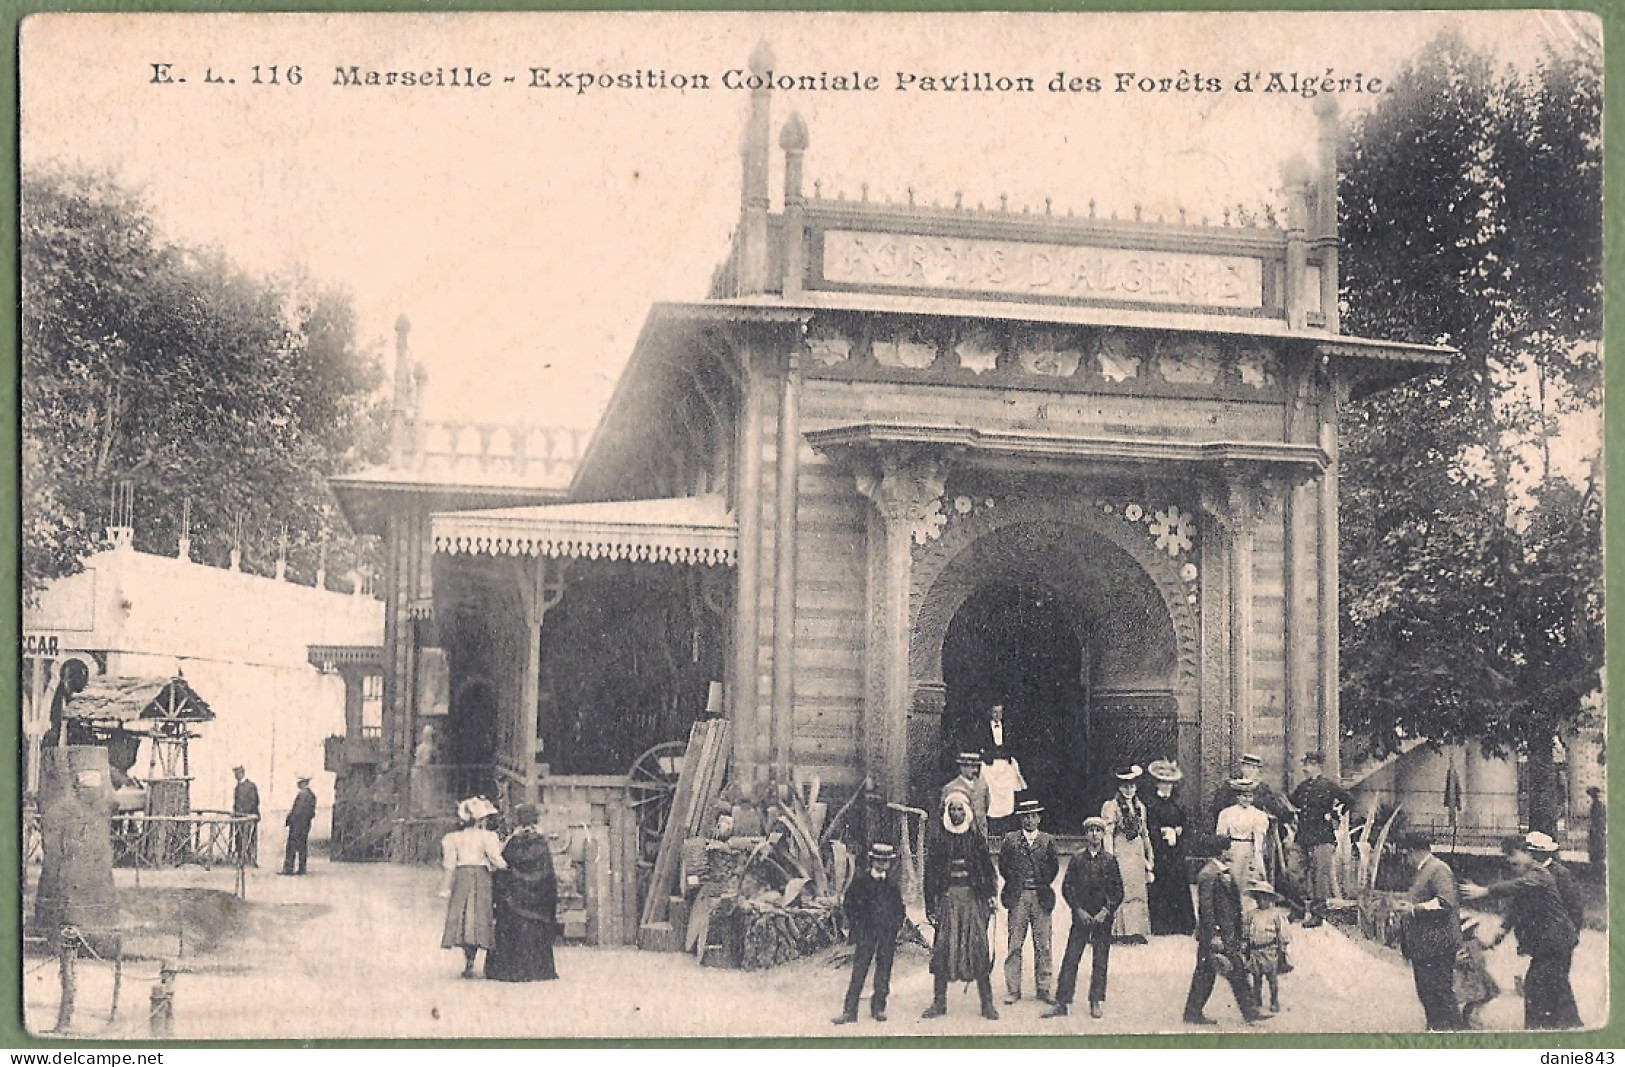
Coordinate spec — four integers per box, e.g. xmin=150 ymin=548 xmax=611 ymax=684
xmin=833 ymin=842 xmax=906 ymax=1024
xmin=231 ymin=765 xmax=260 ymax=867
xmin=1464 ymin=832 xmax=1582 ymax=1030
xmin=279 ymin=775 xmax=317 ymax=876
xmin=922 ymin=790 xmax=1000 ymax=1021
xmin=1288 ymin=752 xmax=1352 ymax=927
xmin=1182 ymin=832 xmax=1264 ymax=1026
xmin=941 ymin=752 xmax=992 ymax=838
xmin=1044 ymin=816 xmax=1123 ymax=1019
xmin=438 ymin=796 xmax=507 ymax=978
xmin=1101 ymin=765 xmax=1153 ymax=943
xmin=1393 ymin=830 xmax=1466 ymax=1031
xmin=997 ymin=797 xmax=1059 ymax=1005
xmin=1145 ymin=759 xmax=1196 ymax=936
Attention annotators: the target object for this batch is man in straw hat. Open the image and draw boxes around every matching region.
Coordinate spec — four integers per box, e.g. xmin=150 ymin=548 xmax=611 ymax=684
xmin=1290 ymin=751 xmax=1353 ymax=927
xmin=998 ymin=797 xmax=1059 ymax=1005
xmin=279 ymin=774 xmax=317 ymax=876
xmin=1464 ymin=832 xmax=1582 ymax=1029
xmin=1043 ymin=815 xmax=1122 ymax=1019
xmin=941 ymin=751 xmax=991 ymax=837
xmin=1182 ymin=832 xmax=1264 ymax=1026
xmin=1392 ymin=830 xmax=1465 ymax=1031
xmin=832 ymin=842 xmax=907 ymax=1025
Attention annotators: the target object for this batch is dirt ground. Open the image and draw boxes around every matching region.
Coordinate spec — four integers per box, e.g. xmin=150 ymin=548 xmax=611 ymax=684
xmin=20 ymin=856 xmax=1609 ymax=1042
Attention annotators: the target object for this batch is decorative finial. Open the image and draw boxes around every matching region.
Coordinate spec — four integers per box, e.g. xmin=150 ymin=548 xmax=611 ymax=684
xmin=1045 ymin=197 xmax=1052 ymax=215
xmin=1000 ymin=193 xmax=1009 ymax=212
xmin=1179 ymin=207 xmax=1187 ymax=225
xmin=861 ymin=182 xmax=869 ymax=202
xmin=778 ymin=111 xmax=809 ymax=152
xmin=1089 ymin=198 xmax=1096 ymax=218
xmin=955 ymin=191 xmax=964 ymax=210
xmin=1223 ymin=208 xmax=1232 ymax=226
xmin=907 ymin=185 xmax=915 ymax=206
xmin=1134 ymin=204 xmax=1142 ymax=221
xmin=813 ymin=178 xmax=822 ymax=198
xmin=748 ymin=41 xmax=775 ymax=77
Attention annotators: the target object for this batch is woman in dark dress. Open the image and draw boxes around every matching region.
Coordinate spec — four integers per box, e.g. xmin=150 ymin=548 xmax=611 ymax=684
xmin=484 ymin=803 xmax=560 ymax=982
xmin=1144 ymin=759 xmax=1197 ymax=936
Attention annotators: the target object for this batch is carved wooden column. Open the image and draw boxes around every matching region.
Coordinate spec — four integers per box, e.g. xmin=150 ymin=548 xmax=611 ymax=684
xmin=1201 ymin=472 xmax=1267 ymax=769
xmin=730 ymin=341 xmax=766 ymax=783
xmin=1317 ymin=373 xmax=1348 ymax=776
xmin=771 ymin=350 xmax=802 ymax=782
xmin=512 ymin=556 xmax=569 ymax=803
xmin=855 ymin=451 xmax=947 ymax=803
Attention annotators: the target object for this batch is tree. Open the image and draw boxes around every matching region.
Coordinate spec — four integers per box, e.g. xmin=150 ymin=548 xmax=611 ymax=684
xmin=1337 ymin=31 xmax=1603 ymax=833
xmin=21 ymin=165 xmax=389 ymax=599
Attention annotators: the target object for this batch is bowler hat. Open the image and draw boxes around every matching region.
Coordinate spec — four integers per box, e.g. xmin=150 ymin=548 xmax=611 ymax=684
xmin=1239 ymin=753 xmax=1263 ymax=767
xmin=956 ymin=751 xmax=984 ymax=766
xmin=1015 ymin=798 xmax=1045 ymax=817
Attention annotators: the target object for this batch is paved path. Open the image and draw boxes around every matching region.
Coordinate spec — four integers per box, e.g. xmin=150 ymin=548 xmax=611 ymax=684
xmin=22 ymin=858 xmax=1608 ymax=1040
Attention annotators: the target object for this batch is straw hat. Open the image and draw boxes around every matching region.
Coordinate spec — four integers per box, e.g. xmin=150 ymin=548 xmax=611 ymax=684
xmin=1147 ymin=759 xmax=1183 ymax=783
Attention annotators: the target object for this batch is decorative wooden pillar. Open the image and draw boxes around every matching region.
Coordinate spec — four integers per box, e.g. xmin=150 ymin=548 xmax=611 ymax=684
xmin=854 ymin=451 xmax=947 ymax=803
xmin=513 ymin=556 xmax=569 ymax=803
xmin=730 ymin=346 xmax=765 ymax=783
xmin=770 ymin=351 xmax=802 ymax=782
xmin=1317 ymin=375 xmax=1348 ymax=776
xmin=1201 ymin=472 xmax=1267 ymax=769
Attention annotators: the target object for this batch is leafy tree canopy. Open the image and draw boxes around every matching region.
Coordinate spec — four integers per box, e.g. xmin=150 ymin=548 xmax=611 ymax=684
xmin=1337 ymin=31 xmax=1602 ymax=829
xmin=22 ymin=165 xmax=389 ymax=598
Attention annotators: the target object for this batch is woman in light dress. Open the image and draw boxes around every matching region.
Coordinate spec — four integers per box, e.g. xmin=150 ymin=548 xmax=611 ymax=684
xmin=439 ymin=795 xmax=507 ymax=978
xmin=1101 ymin=765 xmax=1154 ymax=943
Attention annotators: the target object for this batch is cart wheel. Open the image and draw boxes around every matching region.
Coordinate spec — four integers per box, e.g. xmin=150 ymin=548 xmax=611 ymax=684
xmin=626 ymin=741 xmax=687 ymax=861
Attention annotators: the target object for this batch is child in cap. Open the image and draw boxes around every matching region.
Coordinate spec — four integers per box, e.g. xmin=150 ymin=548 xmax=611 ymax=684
xmin=1244 ymin=881 xmax=1290 ymax=1015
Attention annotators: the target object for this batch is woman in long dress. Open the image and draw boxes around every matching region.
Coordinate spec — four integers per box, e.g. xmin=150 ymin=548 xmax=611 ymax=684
xmin=921 ymin=789 xmax=1000 ymax=1021
xmin=439 ymin=796 xmax=507 ymax=978
xmin=485 ymin=802 xmax=560 ymax=982
xmin=1101 ymin=765 xmax=1153 ymax=943
xmin=1144 ymin=759 xmax=1196 ymax=936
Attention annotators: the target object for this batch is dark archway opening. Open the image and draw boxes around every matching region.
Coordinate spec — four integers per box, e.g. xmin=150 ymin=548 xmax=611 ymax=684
xmin=942 ymin=583 xmax=1090 ymax=829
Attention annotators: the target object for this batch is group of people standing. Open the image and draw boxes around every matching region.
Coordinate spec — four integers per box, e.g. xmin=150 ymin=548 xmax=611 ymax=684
xmin=835 ymin=722 xmax=1591 ymax=1032
xmin=438 ymin=796 xmax=560 ymax=983
xmin=228 ymin=764 xmax=317 ymax=877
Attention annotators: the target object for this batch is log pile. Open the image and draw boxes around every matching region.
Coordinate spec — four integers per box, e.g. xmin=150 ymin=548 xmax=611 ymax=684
xmin=734 ymin=901 xmax=845 ymax=971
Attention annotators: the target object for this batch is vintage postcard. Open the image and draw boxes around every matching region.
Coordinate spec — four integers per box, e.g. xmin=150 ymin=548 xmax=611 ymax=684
xmin=16 ymin=10 xmax=1606 ymax=1043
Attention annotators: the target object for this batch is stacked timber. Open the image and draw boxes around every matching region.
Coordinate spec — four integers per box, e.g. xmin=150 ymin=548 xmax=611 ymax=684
xmin=637 ymin=718 xmax=730 ymax=950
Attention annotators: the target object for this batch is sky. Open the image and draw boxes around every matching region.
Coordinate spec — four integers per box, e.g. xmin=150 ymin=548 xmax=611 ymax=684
xmin=20 ymin=10 xmax=1597 ymax=431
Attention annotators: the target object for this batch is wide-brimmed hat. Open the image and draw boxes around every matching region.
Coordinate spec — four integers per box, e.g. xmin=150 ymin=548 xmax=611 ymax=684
xmin=232 ymin=764 xmax=246 ymax=773
xmin=941 ymin=792 xmax=975 ymax=834
xmin=1147 ymin=759 xmax=1183 ymax=783
xmin=1246 ymin=880 xmax=1280 ymax=899
xmin=512 ymin=803 xmax=540 ymax=826
xmin=1239 ymin=753 xmax=1263 ymax=768
xmin=295 ymin=774 xmax=312 ymax=784
xmin=1227 ymin=776 xmax=1258 ymax=791
xmin=1081 ymin=816 xmax=1108 ymax=832
xmin=457 ymin=796 xmax=499 ymax=823
xmin=868 ymin=842 xmax=898 ymax=862
xmin=956 ymin=751 xmax=984 ymax=766
xmin=1015 ymin=798 xmax=1045 ymax=817
xmin=1114 ymin=764 xmax=1143 ymax=782
xmin=1525 ymin=831 xmax=1560 ymax=853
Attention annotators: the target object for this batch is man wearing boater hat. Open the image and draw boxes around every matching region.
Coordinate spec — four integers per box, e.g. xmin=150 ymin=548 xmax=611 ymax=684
xmin=833 ymin=842 xmax=907 ymax=1025
xmin=998 ymin=797 xmax=1059 ymax=1005
xmin=941 ymin=751 xmax=992 ymax=837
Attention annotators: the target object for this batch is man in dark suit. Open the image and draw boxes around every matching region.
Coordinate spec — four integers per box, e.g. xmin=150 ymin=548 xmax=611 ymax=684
xmin=1394 ymin=830 xmax=1465 ymax=1031
xmin=998 ymin=798 xmax=1059 ymax=1005
xmin=1530 ymin=835 xmax=1587 ymax=933
xmin=1043 ymin=816 xmax=1122 ymax=1020
xmin=231 ymin=765 xmax=261 ymax=867
xmin=280 ymin=775 xmax=318 ymax=876
xmin=1465 ymin=832 xmax=1582 ymax=1030
xmin=1183 ymin=832 xmax=1263 ymax=1026
xmin=833 ymin=843 xmax=907 ymax=1024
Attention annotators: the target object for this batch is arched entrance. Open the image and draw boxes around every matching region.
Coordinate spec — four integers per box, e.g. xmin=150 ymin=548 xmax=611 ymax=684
xmin=941 ymin=583 xmax=1090 ymax=826
xmin=909 ymin=501 xmax=1200 ymax=824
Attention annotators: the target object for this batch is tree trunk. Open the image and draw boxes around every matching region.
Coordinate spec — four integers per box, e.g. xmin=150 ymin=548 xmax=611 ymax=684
xmin=1525 ymin=728 xmax=1560 ymax=836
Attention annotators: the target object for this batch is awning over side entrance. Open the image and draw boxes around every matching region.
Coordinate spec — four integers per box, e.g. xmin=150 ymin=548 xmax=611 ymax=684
xmin=431 ymin=494 xmax=738 ymax=566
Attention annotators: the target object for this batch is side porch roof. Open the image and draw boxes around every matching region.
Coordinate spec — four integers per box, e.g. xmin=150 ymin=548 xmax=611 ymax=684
xmin=431 ymin=493 xmax=737 ymax=567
